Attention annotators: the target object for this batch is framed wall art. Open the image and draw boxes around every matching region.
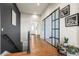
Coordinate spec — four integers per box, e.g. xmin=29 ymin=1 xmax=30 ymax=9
xmin=12 ymin=9 xmax=16 ymax=26
xmin=65 ymin=13 xmax=79 ymax=27
xmin=60 ymin=5 xmax=70 ymax=18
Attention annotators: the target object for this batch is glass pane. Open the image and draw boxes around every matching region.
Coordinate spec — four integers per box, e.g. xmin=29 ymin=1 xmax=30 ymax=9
xmin=42 ymin=22 xmax=44 ymax=39
xmin=56 ymin=30 xmax=59 ymax=38
xmin=56 ymin=20 xmax=59 ymax=28
xmin=45 ymin=15 xmax=51 ymax=43
xmin=52 ymin=22 xmax=54 ymax=28
xmin=52 ymin=38 xmax=55 ymax=45
xmin=52 ymin=30 xmax=55 ymax=37
xmin=56 ymin=10 xmax=59 ymax=19
xmin=54 ymin=21 xmax=56 ymax=28
xmin=54 ymin=38 xmax=56 ymax=46
xmin=55 ymin=39 xmax=59 ymax=47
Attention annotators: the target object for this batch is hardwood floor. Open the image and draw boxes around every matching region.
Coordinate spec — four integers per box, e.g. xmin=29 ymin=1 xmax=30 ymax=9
xmin=6 ymin=35 xmax=59 ymax=56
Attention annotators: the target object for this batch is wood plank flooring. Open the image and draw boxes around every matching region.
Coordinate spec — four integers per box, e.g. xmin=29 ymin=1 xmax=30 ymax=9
xmin=6 ymin=35 xmax=59 ymax=56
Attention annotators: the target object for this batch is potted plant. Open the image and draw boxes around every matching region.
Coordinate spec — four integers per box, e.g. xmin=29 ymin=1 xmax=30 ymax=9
xmin=67 ymin=45 xmax=79 ymax=56
xmin=64 ymin=37 xmax=69 ymax=47
xmin=58 ymin=44 xmax=67 ymax=55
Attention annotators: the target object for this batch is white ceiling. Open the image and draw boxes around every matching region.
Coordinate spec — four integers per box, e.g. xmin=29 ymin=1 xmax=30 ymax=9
xmin=16 ymin=3 xmax=49 ymax=15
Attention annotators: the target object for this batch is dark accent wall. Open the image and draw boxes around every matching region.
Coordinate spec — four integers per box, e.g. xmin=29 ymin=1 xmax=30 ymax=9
xmin=0 ymin=7 xmax=1 ymax=54
xmin=0 ymin=3 xmax=21 ymax=53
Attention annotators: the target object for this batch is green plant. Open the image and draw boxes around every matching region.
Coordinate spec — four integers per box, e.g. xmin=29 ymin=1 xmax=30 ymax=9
xmin=64 ymin=37 xmax=68 ymax=43
xmin=67 ymin=45 xmax=79 ymax=54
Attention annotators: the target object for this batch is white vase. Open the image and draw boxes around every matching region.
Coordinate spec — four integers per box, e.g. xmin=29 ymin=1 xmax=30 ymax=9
xmin=64 ymin=43 xmax=68 ymax=47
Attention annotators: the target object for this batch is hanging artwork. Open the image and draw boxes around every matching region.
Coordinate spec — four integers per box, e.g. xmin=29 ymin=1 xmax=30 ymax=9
xmin=12 ymin=9 xmax=16 ymax=26
xmin=60 ymin=5 xmax=70 ymax=18
xmin=65 ymin=13 xmax=79 ymax=27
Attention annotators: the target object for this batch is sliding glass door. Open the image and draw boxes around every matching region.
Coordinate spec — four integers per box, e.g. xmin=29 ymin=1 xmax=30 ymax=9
xmin=45 ymin=16 xmax=51 ymax=44
xmin=51 ymin=8 xmax=60 ymax=47
xmin=43 ymin=8 xmax=60 ymax=47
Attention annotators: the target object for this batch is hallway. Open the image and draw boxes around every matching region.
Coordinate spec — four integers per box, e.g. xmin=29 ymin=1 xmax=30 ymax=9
xmin=6 ymin=35 xmax=59 ymax=56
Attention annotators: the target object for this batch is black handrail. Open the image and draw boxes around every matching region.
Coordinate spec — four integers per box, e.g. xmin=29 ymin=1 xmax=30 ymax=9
xmin=27 ymin=31 xmax=30 ymax=53
xmin=2 ymin=34 xmax=20 ymax=51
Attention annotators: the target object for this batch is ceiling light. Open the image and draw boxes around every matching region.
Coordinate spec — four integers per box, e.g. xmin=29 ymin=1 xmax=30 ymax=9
xmin=32 ymin=14 xmax=38 ymax=19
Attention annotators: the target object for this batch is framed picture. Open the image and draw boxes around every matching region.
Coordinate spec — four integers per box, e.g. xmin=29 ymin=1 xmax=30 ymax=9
xmin=12 ymin=9 xmax=16 ymax=26
xmin=65 ymin=13 xmax=79 ymax=27
xmin=60 ymin=5 xmax=70 ymax=18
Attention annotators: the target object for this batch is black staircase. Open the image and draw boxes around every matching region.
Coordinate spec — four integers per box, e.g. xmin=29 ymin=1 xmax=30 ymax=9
xmin=2 ymin=31 xmax=31 ymax=53
xmin=2 ymin=34 xmax=20 ymax=53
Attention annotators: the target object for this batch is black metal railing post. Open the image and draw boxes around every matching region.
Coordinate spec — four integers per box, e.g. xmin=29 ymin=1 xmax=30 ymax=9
xmin=27 ymin=31 xmax=31 ymax=54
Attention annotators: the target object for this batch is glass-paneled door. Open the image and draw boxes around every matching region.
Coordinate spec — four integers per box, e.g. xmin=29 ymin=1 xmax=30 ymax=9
xmin=45 ymin=15 xmax=51 ymax=44
xmin=43 ymin=8 xmax=60 ymax=47
xmin=51 ymin=8 xmax=60 ymax=47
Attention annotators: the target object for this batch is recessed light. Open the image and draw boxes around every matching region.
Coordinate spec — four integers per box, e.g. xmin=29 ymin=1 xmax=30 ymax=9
xmin=32 ymin=14 xmax=38 ymax=19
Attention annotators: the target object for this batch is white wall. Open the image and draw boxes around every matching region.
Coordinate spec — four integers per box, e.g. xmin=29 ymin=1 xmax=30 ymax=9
xmin=21 ymin=13 xmax=40 ymax=51
xmin=40 ymin=3 xmax=79 ymax=47
xmin=21 ymin=13 xmax=40 ymax=42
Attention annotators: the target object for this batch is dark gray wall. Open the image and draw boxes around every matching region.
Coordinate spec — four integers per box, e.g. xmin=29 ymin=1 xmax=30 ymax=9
xmin=0 ymin=7 xmax=1 ymax=54
xmin=0 ymin=3 xmax=21 ymax=53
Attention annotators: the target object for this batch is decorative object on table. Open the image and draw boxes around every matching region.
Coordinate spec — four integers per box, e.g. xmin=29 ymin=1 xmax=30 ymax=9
xmin=64 ymin=37 xmax=69 ymax=47
xmin=67 ymin=45 xmax=79 ymax=56
xmin=65 ymin=13 xmax=79 ymax=27
xmin=60 ymin=5 xmax=70 ymax=18
xmin=58 ymin=44 xmax=67 ymax=55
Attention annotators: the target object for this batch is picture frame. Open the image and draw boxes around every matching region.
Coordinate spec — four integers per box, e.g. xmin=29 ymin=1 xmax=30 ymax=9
xmin=12 ymin=9 xmax=16 ymax=26
xmin=60 ymin=5 xmax=70 ymax=18
xmin=65 ymin=13 xmax=79 ymax=27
